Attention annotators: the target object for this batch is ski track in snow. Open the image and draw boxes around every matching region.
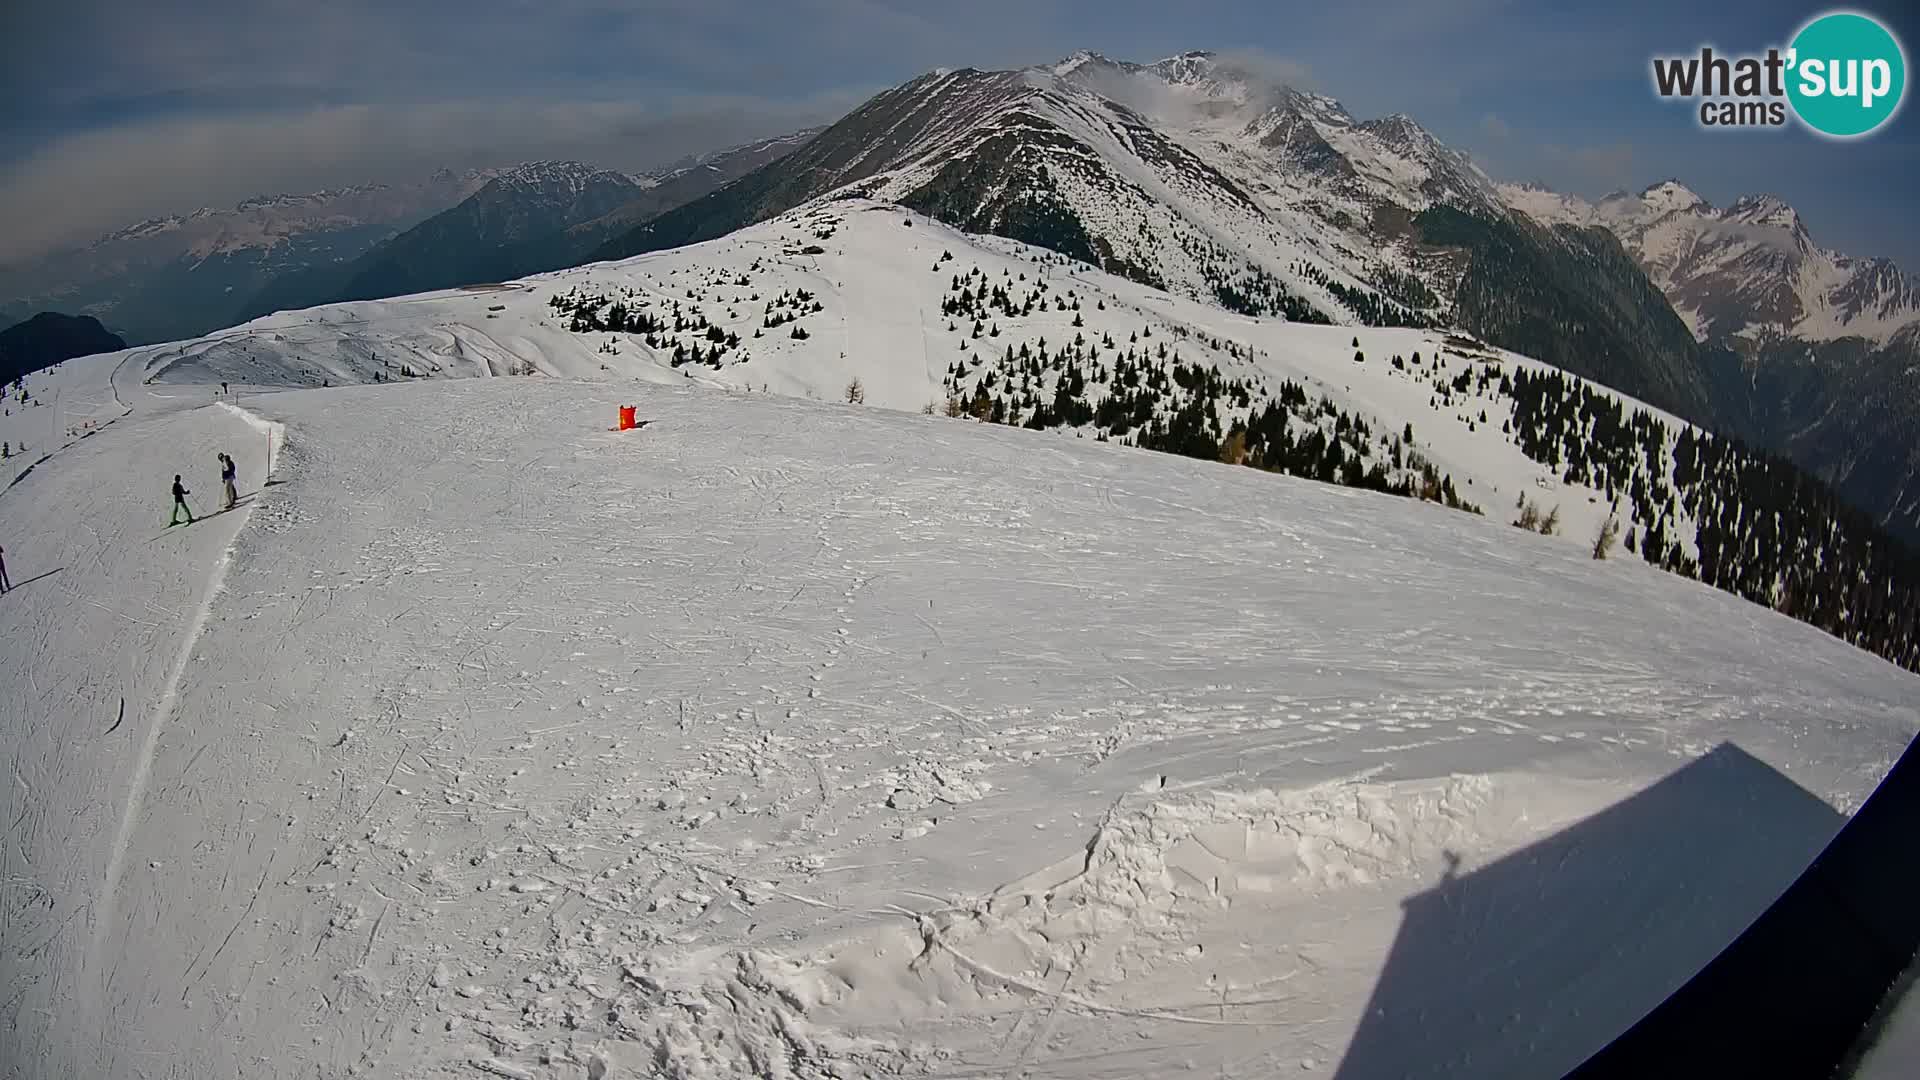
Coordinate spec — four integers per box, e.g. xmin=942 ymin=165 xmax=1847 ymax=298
xmin=0 ymin=367 xmax=1911 ymax=1080
xmin=91 ymin=538 xmax=235 ymax=979
xmin=90 ymin=402 xmax=285 ymax=1013
xmin=0 ymin=376 xmax=279 ymax=1076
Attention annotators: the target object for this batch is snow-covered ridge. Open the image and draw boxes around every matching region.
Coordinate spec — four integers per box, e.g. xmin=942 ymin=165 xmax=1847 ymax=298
xmin=489 ymin=159 xmax=644 ymax=194
xmin=232 ymin=183 xmax=397 ymax=213
xmin=642 ymin=128 xmax=825 ymax=186
xmin=751 ymin=54 xmax=1459 ymax=330
xmin=1051 ymin=48 xmax=1106 ymax=77
xmin=115 ymin=201 xmax=1696 ymax=560
xmin=1039 ymin=49 xmax=1503 ymax=218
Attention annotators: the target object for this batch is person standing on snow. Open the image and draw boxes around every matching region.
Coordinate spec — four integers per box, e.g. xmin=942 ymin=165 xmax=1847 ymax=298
xmin=170 ymin=474 xmax=195 ymax=526
xmin=0 ymin=543 xmax=11 ymax=594
xmin=219 ymin=453 xmax=238 ymax=510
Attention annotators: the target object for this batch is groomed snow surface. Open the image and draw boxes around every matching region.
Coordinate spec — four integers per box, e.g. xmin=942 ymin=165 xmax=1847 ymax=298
xmin=3 ymin=356 xmax=1915 ymax=1080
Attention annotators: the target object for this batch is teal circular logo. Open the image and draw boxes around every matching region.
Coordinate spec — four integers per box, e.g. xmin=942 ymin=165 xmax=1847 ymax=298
xmin=1787 ymin=12 xmax=1907 ymax=137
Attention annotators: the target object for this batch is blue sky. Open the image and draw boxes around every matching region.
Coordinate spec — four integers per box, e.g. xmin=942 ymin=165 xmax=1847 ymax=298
xmin=2 ymin=0 xmax=1915 ymax=269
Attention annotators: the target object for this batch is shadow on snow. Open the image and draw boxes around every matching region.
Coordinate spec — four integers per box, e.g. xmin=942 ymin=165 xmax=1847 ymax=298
xmin=0 ymin=566 xmax=64 ymax=595
xmin=1333 ymin=742 xmax=1846 ymax=1080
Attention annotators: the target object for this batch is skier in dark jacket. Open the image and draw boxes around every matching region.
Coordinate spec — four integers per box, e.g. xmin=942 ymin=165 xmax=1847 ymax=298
xmin=170 ymin=475 xmax=195 ymax=526
xmin=0 ymin=543 xmax=10 ymax=594
xmin=219 ymin=453 xmax=238 ymax=510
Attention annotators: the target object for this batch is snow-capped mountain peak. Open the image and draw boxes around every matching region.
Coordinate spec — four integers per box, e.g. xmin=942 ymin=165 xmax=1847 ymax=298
xmin=1504 ymin=178 xmax=1920 ymax=346
xmin=1051 ymin=49 xmax=1113 ymax=77
xmin=1637 ymin=178 xmax=1708 ymax=215
xmin=1356 ymin=113 xmax=1457 ymax=168
xmin=1494 ymin=182 xmax=1599 ymax=227
xmin=489 ymin=160 xmax=641 ymax=196
xmin=1035 ymin=48 xmax=1500 ymax=218
xmin=1362 ymin=113 xmax=1431 ymax=143
xmin=1148 ymin=49 xmax=1234 ymax=88
xmin=90 ymin=214 xmax=190 ymax=247
xmin=1724 ymin=193 xmax=1804 ymax=234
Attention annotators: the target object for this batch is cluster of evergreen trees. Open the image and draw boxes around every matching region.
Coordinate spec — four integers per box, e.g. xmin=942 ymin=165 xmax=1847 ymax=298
xmin=548 ymin=276 xmax=827 ymax=371
xmin=1675 ymin=432 xmax=1917 ymax=669
xmin=1164 ymin=233 xmax=1328 ymax=323
xmin=1358 ymin=348 xmax=1917 ymax=671
xmin=1497 ymin=366 xmax=1918 ymax=672
xmin=938 ymin=263 xmax=1082 ymax=322
xmin=932 ymin=263 xmax=1480 ymax=515
xmin=1290 ymin=261 xmax=1431 ymax=328
xmin=1371 ymin=266 xmax=1442 ymax=313
xmin=760 ymin=288 xmax=823 ymax=332
xmin=549 ymin=286 xmax=673 ymax=337
xmin=940 ymin=332 xmax=1479 ymax=514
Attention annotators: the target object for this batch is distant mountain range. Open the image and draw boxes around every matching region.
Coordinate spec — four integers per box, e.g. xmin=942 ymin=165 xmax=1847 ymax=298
xmin=1500 ymin=178 xmax=1920 ymax=346
xmin=0 ymin=170 xmax=498 ymax=346
xmin=233 ymin=131 xmax=816 ymax=322
xmin=0 ymin=133 xmax=821 ymax=349
xmin=232 ymin=161 xmax=650 ymax=320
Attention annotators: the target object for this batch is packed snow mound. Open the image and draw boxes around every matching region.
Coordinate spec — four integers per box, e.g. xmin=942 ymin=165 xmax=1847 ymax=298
xmin=1 ymin=365 xmax=1913 ymax=1079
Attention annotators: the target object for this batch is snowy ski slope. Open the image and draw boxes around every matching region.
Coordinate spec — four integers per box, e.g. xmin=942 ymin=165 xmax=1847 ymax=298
xmin=71 ymin=201 xmax=1709 ymax=557
xmin=1 ymin=334 xmax=1914 ymax=1078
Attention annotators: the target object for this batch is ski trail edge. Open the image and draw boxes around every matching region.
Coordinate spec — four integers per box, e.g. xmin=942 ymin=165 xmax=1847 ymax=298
xmin=88 ymin=403 xmax=287 ymax=1009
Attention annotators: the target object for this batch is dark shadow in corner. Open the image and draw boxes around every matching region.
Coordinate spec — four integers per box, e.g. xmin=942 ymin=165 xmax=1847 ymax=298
xmin=1566 ymin=733 xmax=1920 ymax=1080
xmin=1333 ymin=742 xmax=1846 ymax=1080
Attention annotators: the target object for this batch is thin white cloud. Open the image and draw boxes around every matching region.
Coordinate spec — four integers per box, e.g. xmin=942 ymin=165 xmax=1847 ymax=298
xmin=1212 ymin=48 xmax=1316 ymax=91
xmin=1049 ymin=46 xmax=1315 ymax=128
xmin=1480 ymin=112 xmax=1512 ymax=139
